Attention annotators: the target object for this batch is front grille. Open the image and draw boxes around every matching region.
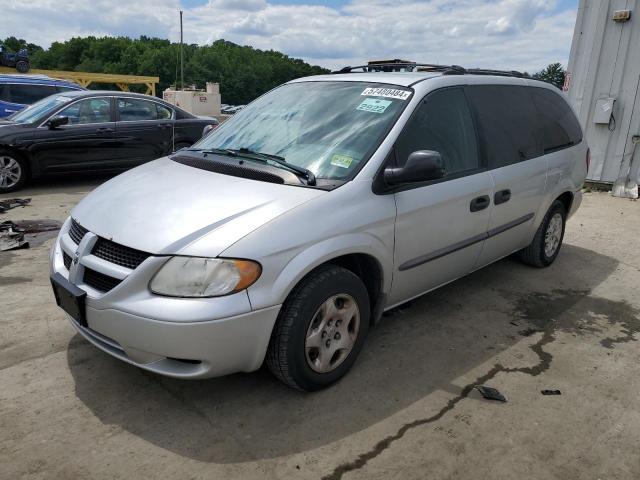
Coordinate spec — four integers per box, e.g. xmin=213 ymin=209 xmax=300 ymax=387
xmin=66 ymin=218 xmax=151 ymax=293
xmin=69 ymin=219 xmax=88 ymax=244
xmin=92 ymin=238 xmax=150 ymax=270
xmin=63 ymin=252 xmax=72 ymax=270
xmin=83 ymin=268 xmax=122 ymax=293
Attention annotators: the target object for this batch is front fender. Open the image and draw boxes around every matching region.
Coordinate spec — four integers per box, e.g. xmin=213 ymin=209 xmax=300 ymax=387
xmin=246 ymin=232 xmax=393 ymax=311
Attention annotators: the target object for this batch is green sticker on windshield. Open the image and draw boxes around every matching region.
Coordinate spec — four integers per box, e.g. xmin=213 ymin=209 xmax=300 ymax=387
xmin=330 ymin=154 xmax=353 ymax=168
xmin=356 ymin=97 xmax=392 ymax=114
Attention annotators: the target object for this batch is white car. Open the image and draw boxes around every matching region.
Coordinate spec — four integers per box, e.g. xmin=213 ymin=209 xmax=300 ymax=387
xmin=50 ymin=63 xmax=588 ymax=390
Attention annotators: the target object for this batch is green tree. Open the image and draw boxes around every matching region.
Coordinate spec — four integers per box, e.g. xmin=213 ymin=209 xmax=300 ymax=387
xmin=4 ymin=35 xmax=329 ymax=104
xmin=532 ymin=62 xmax=566 ymax=89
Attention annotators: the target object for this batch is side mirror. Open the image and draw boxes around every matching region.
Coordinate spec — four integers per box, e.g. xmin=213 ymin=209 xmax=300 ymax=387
xmin=46 ymin=115 xmax=69 ymax=129
xmin=202 ymin=123 xmax=218 ymax=137
xmin=383 ymin=150 xmax=445 ymax=185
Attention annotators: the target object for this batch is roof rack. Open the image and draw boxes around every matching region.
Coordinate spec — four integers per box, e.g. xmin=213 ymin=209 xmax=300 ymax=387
xmin=332 ymin=61 xmax=528 ymax=78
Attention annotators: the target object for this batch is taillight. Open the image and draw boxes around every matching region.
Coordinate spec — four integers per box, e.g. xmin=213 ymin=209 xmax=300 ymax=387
xmin=586 ymin=148 xmax=590 ymax=172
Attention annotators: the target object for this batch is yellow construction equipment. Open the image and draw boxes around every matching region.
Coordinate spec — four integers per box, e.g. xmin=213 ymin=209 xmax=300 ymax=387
xmin=0 ymin=67 xmax=159 ymax=96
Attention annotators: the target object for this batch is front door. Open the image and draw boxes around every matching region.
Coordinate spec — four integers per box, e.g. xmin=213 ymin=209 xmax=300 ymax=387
xmin=31 ymin=97 xmax=119 ymax=173
xmin=389 ymin=87 xmax=493 ymax=306
xmin=114 ymin=97 xmax=174 ymax=166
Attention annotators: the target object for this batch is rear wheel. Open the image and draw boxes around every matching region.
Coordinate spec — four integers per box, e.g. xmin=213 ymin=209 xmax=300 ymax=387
xmin=0 ymin=151 xmax=28 ymax=193
xmin=266 ymin=265 xmax=370 ymax=391
xmin=519 ymin=200 xmax=566 ymax=267
xmin=15 ymin=60 xmax=29 ymax=73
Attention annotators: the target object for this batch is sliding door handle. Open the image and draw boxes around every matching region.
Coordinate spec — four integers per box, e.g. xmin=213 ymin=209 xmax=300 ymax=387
xmin=470 ymin=195 xmax=490 ymax=212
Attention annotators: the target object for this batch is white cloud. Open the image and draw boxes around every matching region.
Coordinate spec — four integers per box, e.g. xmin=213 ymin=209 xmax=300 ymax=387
xmin=2 ymin=0 xmax=576 ymax=73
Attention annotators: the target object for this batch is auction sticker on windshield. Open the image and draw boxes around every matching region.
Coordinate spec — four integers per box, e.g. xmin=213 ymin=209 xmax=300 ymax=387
xmin=361 ymin=87 xmax=411 ymax=100
xmin=357 ymin=98 xmax=392 ymax=114
xmin=330 ymin=154 xmax=354 ymax=168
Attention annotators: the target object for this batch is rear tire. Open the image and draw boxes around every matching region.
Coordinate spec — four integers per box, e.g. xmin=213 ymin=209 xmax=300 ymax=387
xmin=266 ymin=265 xmax=370 ymax=391
xmin=16 ymin=60 xmax=29 ymax=73
xmin=519 ymin=200 xmax=566 ymax=268
xmin=0 ymin=150 xmax=28 ymax=193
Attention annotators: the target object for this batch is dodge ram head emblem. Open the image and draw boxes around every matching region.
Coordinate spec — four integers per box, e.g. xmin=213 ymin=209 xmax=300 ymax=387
xmin=73 ymin=251 xmax=80 ymax=265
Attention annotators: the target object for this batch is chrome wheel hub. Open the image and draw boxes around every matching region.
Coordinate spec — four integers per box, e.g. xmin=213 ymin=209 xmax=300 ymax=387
xmin=0 ymin=155 xmax=21 ymax=189
xmin=544 ymin=213 xmax=563 ymax=257
xmin=305 ymin=294 xmax=360 ymax=373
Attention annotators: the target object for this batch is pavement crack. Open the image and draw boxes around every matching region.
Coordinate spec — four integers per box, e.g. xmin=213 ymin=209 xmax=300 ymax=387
xmin=322 ymin=328 xmax=554 ymax=480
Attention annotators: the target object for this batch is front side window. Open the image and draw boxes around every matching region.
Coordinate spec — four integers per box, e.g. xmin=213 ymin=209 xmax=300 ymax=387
xmin=196 ymin=81 xmax=412 ymax=180
xmin=7 ymin=84 xmax=56 ymax=105
xmin=58 ymin=98 xmax=112 ymax=125
xmin=118 ymin=98 xmax=159 ymax=121
xmin=395 ymin=88 xmax=479 ymax=176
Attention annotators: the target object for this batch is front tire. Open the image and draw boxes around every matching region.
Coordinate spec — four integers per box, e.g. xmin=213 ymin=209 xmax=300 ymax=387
xmin=0 ymin=151 xmax=28 ymax=193
xmin=16 ymin=60 xmax=30 ymax=73
xmin=519 ymin=200 xmax=566 ymax=267
xmin=266 ymin=265 xmax=370 ymax=391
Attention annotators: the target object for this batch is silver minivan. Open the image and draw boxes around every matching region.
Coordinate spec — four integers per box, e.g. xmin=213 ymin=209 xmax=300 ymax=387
xmin=50 ymin=64 xmax=588 ymax=390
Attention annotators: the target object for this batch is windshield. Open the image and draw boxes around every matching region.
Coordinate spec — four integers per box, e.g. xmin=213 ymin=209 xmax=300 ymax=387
xmin=9 ymin=95 xmax=72 ymax=124
xmin=195 ymin=81 xmax=412 ymax=180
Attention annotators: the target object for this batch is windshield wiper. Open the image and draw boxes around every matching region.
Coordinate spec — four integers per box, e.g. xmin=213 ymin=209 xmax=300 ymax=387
xmin=228 ymin=148 xmax=316 ymax=186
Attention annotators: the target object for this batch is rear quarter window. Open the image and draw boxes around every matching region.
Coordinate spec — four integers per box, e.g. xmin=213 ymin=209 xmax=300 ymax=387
xmin=530 ymin=87 xmax=582 ymax=153
xmin=466 ymin=85 xmax=542 ymax=169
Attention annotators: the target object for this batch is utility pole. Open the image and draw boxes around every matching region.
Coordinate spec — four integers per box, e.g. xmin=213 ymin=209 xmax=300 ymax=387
xmin=180 ymin=10 xmax=184 ymax=90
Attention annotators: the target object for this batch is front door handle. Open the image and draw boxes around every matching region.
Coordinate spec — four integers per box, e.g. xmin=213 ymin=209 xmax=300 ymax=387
xmin=157 ymin=123 xmax=172 ymax=129
xmin=494 ymin=189 xmax=511 ymax=205
xmin=96 ymin=127 xmax=114 ymax=134
xmin=470 ymin=195 xmax=490 ymax=212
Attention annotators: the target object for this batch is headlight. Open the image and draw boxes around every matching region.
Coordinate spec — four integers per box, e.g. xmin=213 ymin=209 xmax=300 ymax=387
xmin=149 ymin=257 xmax=261 ymax=297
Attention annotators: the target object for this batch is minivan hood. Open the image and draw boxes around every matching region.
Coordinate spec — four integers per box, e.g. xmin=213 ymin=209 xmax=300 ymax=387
xmin=72 ymin=157 xmax=325 ymax=256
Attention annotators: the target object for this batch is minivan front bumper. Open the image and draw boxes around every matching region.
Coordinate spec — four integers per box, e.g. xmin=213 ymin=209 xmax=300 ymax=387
xmin=50 ymin=222 xmax=281 ymax=379
xmin=69 ymin=304 xmax=280 ymax=379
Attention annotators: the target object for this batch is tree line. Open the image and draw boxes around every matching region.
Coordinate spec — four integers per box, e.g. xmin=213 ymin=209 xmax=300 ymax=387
xmin=2 ymin=36 xmax=567 ymax=103
xmin=1 ymin=36 xmax=329 ymax=105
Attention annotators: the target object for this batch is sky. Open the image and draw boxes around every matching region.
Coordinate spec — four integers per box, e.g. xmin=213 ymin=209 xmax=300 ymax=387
xmin=3 ymin=0 xmax=579 ymax=73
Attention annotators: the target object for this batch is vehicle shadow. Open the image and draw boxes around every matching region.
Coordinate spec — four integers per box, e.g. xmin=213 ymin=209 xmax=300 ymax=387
xmin=67 ymin=244 xmax=620 ymax=463
xmin=0 ymin=173 xmax=117 ymax=198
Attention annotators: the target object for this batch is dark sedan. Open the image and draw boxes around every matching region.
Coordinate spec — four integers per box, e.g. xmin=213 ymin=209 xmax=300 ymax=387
xmin=0 ymin=91 xmax=219 ymax=192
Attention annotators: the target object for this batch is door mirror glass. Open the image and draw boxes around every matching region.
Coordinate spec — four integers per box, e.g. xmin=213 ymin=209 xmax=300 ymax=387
xmin=384 ymin=150 xmax=445 ymax=185
xmin=46 ymin=115 xmax=69 ymax=129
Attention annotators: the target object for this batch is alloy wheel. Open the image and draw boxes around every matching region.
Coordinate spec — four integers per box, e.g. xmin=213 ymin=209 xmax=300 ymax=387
xmin=305 ymin=294 xmax=361 ymax=373
xmin=0 ymin=155 xmax=22 ymax=189
xmin=544 ymin=212 xmax=563 ymax=257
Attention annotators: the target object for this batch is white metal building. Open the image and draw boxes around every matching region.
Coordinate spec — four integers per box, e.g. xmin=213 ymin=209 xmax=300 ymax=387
xmin=566 ymin=0 xmax=640 ymax=196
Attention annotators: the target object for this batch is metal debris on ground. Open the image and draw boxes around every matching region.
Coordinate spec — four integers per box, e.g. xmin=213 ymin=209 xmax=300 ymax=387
xmin=0 ymin=221 xmax=29 ymax=251
xmin=474 ymin=385 xmax=508 ymax=402
xmin=541 ymin=389 xmax=562 ymax=395
xmin=0 ymin=198 xmax=31 ymax=213
xmin=0 ymin=219 xmax=61 ymax=251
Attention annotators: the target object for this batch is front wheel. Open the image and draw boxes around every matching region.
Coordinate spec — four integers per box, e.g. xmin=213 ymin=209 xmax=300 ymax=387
xmin=266 ymin=265 xmax=370 ymax=391
xmin=519 ymin=200 xmax=566 ymax=267
xmin=15 ymin=60 xmax=30 ymax=73
xmin=0 ymin=151 xmax=28 ymax=193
